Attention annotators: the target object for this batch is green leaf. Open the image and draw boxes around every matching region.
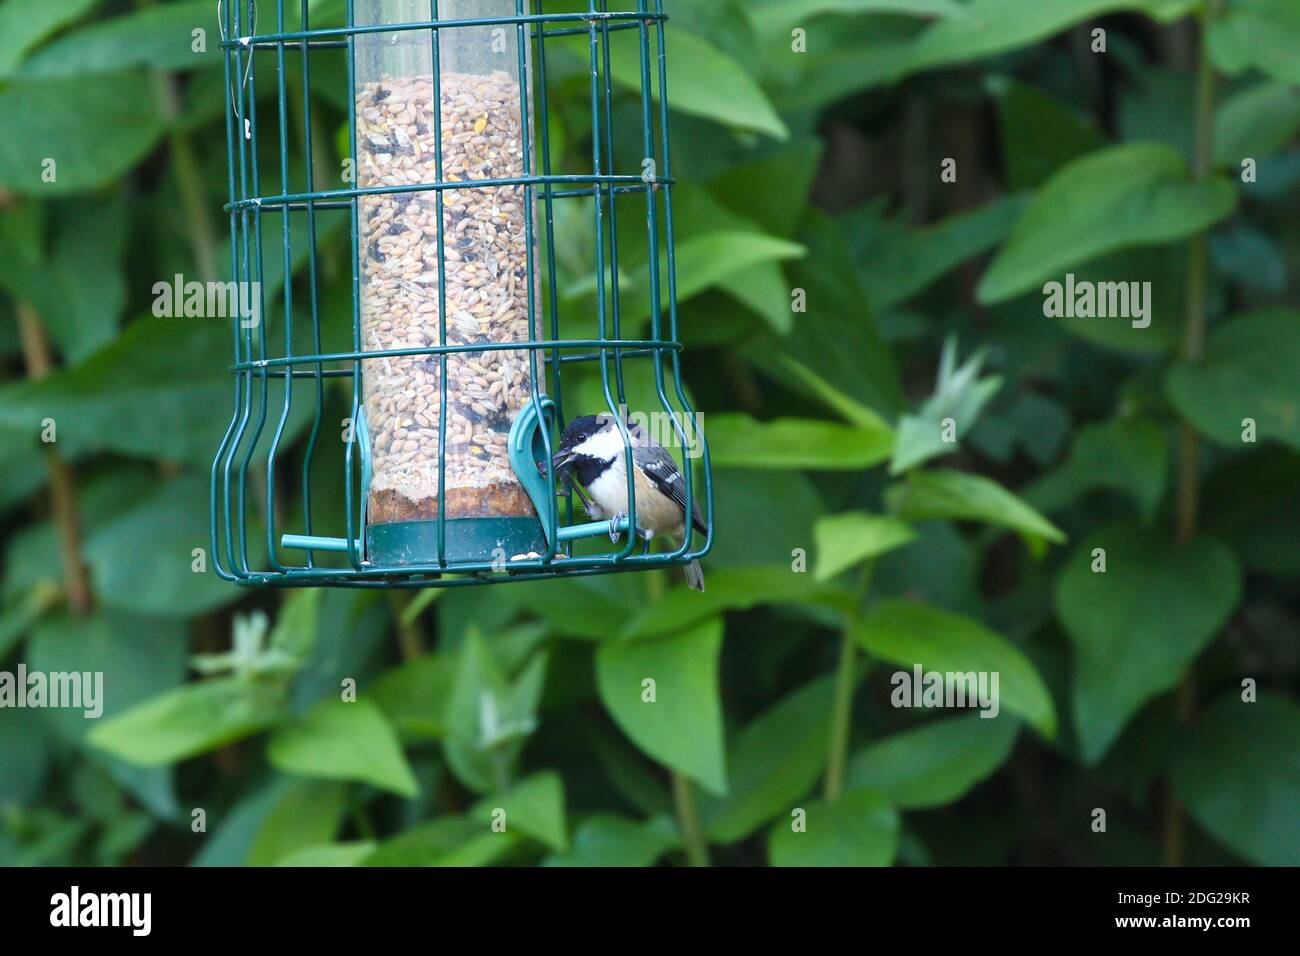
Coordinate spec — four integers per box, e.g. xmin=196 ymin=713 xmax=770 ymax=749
xmin=369 ymin=653 xmax=457 ymax=740
xmin=751 ymin=211 xmax=904 ymax=418
xmin=978 ymin=144 xmax=1237 ymax=304
xmin=1051 ymin=244 xmax=1186 ymax=353
xmin=275 ymin=842 xmax=377 ymax=867
xmin=753 ymin=0 xmax=968 ymax=36
xmin=1215 ymin=82 xmax=1300 ymax=167
xmin=707 ymin=414 xmax=893 ymax=470
xmin=89 ymin=677 xmax=287 ymax=766
xmin=592 ymin=231 xmax=804 ymax=325
xmin=890 ymin=340 xmax=1002 ymax=474
xmin=18 ymin=1 xmax=221 ymax=78
xmin=566 ymin=231 xmax=805 ymax=329
xmin=0 ymin=709 xmax=50 ymax=806
xmin=717 ymin=261 xmax=796 ymax=334
xmin=698 ymin=677 xmax=835 ymax=843
xmin=268 ymin=698 xmax=418 ymax=797
xmin=856 ymin=599 xmax=1058 ymax=737
xmin=246 ymin=779 xmax=348 ymax=867
xmin=1210 ymin=224 xmax=1286 ymax=295
xmin=269 ymin=590 xmax=321 ymax=662
xmin=501 ymin=578 xmax=630 ymax=641
xmin=0 ymin=196 xmax=127 ymax=363
xmin=0 ymin=318 xmax=227 ymax=465
xmin=888 ymin=469 xmax=1067 ymax=552
xmin=189 ymin=779 xmax=289 ymax=866
xmin=902 ymin=0 xmax=1197 ymax=80
xmin=707 ymin=139 xmax=824 ymax=240
xmin=773 ymin=355 xmax=893 ymax=433
xmin=621 ymin=566 xmax=854 ymax=641
xmin=768 ymin=789 xmax=899 ymax=866
xmin=1209 ymin=0 xmax=1300 ymax=85
xmin=361 ymin=816 xmax=521 ymax=867
xmin=845 ymin=714 xmax=1019 ymax=808
xmin=814 ymin=512 xmax=916 ymax=582
xmin=0 ymin=0 xmax=100 ymax=78
xmin=1025 ymin=418 xmax=1169 ymax=522
xmin=27 ymin=610 xmax=187 ymax=743
xmin=767 ymin=0 xmax=1195 ymax=109
xmin=1055 ymin=524 xmax=1242 ymax=763
xmin=469 ymin=772 xmax=568 ymax=852
xmin=84 ymin=475 xmax=234 ymax=618
xmin=22 ymin=611 xmax=181 ymax=819
xmin=1171 ymin=694 xmax=1300 ymax=866
xmin=606 ymin=26 xmax=788 ymax=140
xmin=0 ymin=72 xmax=165 ymax=196
xmin=596 ymin=618 xmax=727 ymax=796
xmin=990 ymin=78 xmax=1106 ymax=190
xmin=444 ymin=634 xmax=547 ymax=793
xmin=842 ymin=194 xmax=1029 ymax=310
xmin=1166 ymin=309 xmax=1300 ymax=451
xmin=542 ymin=815 xmax=678 ymax=867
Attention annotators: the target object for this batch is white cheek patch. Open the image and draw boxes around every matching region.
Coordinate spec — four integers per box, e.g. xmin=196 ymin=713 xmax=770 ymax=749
xmin=574 ymin=426 xmax=633 ymax=461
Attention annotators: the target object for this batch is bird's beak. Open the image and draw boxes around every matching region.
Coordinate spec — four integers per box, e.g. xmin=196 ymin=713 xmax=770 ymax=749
xmin=550 ymin=449 xmax=576 ymax=472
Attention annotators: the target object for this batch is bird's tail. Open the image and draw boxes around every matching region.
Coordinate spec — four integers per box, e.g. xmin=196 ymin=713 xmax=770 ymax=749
xmin=683 ymin=558 xmax=705 ymax=593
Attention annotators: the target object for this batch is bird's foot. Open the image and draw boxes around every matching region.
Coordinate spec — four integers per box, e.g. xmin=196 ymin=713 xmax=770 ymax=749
xmin=609 ymin=513 xmax=627 ymax=543
xmin=638 ymin=527 xmax=655 ymax=542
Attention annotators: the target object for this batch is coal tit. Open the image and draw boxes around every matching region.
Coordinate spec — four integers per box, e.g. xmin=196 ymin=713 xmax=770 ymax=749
xmin=550 ymin=413 xmax=707 ymax=592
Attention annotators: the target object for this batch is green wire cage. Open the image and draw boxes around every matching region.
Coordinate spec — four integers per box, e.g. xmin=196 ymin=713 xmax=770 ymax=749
xmin=212 ymin=0 xmax=713 ymax=588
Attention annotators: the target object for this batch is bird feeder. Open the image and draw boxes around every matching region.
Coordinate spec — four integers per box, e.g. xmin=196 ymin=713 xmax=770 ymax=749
xmin=212 ymin=0 xmax=712 ymax=587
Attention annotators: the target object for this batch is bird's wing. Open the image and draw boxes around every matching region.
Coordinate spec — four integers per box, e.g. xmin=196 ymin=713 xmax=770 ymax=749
xmin=632 ymin=443 xmax=707 ymax=538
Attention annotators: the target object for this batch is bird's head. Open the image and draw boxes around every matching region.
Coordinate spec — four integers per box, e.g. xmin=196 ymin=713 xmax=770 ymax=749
xmin=551 ymin=413 xmax=622 ymax=470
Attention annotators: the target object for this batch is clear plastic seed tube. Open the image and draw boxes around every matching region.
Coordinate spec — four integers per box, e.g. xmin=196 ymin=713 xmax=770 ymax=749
xmin=355 ymin=0 xmax=538 ymax=529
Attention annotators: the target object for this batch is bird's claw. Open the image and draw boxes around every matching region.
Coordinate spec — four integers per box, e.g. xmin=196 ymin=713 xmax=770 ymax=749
xmin=609 ymin=513 xmax=627 ymax=543
xmin=638 ymin=527 xmax=655 ymax=542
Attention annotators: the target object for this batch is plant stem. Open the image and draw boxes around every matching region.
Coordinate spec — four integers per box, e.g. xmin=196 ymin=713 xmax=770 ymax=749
xmin=825 ymin=560 xmax=876 ymax=802
xmin=16 ymin=304 xmax=94 ymax=616
xmin=1165 ymin=0 xmax=1222 ymax=868
xmin=138 ymin=0 xmax=219 ymax=283
xmin=671 ymin=770 xmax=710 ymax=867
xmin=387 ymin=592 xmax=426 ymax=660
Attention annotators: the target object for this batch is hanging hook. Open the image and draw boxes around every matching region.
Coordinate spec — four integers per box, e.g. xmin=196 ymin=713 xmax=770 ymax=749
xmin=217 ymin=0 xmax=257 ymax=141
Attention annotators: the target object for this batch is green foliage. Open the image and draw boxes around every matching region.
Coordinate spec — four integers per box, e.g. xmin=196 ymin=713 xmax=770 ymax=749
xmin=1165 ymin=308 xmax=1300 ymax=450
xmin=0 ymin=72 xmax=164 ymax=195
xmin=856 ymin=601 xmax=1057 ymax=737
xmin=707 ymin=414 xmax=893 ymax=470
xmin=1208 ymin=0 xmax=1300 ymax=85
xmin=887 ymin=469 xmax=1066 ymax=552
xmin=768 ymin=790 xmax=899 ymax=866
xmin=698 ymin=676 xmax=835 ymax=842
xmin=813 ymin=513 xmax=915 ymax=582
xmin=631 ymin=30 xmax=786 ymax=140
xmin=1056 ymin=525 xmax=1242 ymax=762
xmin=268 ymin=698 xmax=419 ymax=798
xmin=891 ymin=340 xmax=1002 ymax=473
xmin=979 ymin=144 xmax=1237 ymax=303
xmin=1 ymin=0 xmax=1293 ymax=870
xmin=16 ymin=1 xmax=221 ymax=78
xmin=1171 ymin=695 xmax=1300 ymax=866
xmin=596 ymin=619 xmax=727 ymax=795
xmin=0 ymin=0 xmax=101 ymax=79
xmin=844 ymin=714 xmax=1020 ymax=809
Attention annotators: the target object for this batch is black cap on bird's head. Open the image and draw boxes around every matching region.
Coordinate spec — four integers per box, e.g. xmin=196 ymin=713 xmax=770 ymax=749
xmin=551 ymin=414 xmax=606 ymax=470
xmin=559 ymin=414 xmax=607 ymax=449
xmin=551 ymin=413 xmax=623 ymax=470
